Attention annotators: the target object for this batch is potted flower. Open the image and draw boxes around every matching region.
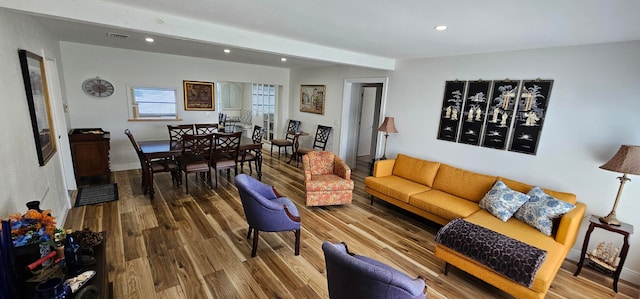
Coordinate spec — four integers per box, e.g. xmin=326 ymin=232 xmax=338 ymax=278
xmin=8 ymin=209 xmax=57 ymax=247
xmin=3 ymin=208 xmax=61 ymax=277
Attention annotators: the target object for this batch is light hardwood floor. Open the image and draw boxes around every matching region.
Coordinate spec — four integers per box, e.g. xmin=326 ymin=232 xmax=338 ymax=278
xmin=65 ymin=151 xmax=639 ymax=298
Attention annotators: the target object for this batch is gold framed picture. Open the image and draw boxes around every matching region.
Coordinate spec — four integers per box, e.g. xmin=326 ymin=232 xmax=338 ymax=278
xmin=183 ymin=80 xmax=214 ymax=111
xmin=300 ymin=85 xmax=325 ymax=114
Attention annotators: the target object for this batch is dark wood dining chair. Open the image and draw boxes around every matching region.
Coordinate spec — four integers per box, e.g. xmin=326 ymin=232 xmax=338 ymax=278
xmin=270 ymin=119 xmax=301 ymax=159
xmin=218 ymin=113 xmax=227 ymax=127
xmin=125 ymin=129 xmax=180 ymax=199
xmin=295 ymin=125 xmax=332 ymax=167
xmin=237 ymin=125 xmax=264 ymax=174
xmin=211 ymin=131 xmax=242 ymax=188
xmin=195 ymin=123 xmax=218 ymax=135
xmin=167 ymin=124 xmax=194 ymax=142
xmin=180 ymin=133 xmax=214 ymax=194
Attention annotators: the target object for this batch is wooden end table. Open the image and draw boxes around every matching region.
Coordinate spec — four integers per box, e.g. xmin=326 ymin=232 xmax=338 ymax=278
xmin=574 ymin=215 xmax=633 ymax=292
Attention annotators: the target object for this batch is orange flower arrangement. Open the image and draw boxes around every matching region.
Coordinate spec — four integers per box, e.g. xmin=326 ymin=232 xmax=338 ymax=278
xmin=6 ymin=209 xmax=57 ymax=247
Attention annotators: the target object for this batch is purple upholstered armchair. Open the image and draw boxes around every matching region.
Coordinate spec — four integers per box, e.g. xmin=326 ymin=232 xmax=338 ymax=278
xmin=322 ymin=242 xmax=427 ymax=299
xmin=235 ymin=174 xmax=301 ymax=257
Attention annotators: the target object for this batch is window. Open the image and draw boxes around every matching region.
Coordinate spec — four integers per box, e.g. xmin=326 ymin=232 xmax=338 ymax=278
xmin=129 ymin=87 xmax=178 ymax=120
xmin=252 ymin=84 xmax=276 ymax=140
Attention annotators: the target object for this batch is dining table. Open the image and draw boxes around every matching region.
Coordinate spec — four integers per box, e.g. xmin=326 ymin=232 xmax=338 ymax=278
xmin=138 ymin=133 xmax=263 ymax=196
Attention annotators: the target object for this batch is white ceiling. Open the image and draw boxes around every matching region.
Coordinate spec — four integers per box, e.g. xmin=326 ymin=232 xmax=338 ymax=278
xmin=3 ymin=0 xmax=640 ymax=69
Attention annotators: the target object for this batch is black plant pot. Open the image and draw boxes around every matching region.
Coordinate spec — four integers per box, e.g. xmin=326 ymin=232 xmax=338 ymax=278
xmin=26 ymin=201 xmax=42 ymax=212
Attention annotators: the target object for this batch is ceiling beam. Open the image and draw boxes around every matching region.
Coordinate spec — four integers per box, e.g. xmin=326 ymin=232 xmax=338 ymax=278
xmin=0 ymin=0 xmax=395 ymax=70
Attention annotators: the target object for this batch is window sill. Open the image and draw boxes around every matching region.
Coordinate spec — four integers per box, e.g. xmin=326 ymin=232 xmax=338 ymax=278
xmin=128 ymin=118 xmax=183 ymax=122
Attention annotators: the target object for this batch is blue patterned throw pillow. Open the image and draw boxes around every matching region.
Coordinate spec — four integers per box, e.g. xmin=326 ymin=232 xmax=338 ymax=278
xmin=479 ymin=180 xmax=530 ymax=222
xmin=514 ymin=187 xmax=576 ymax=236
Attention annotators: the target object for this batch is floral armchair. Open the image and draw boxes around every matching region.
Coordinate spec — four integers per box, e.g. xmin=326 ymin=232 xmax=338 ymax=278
xmin=302 ymin=151 xmax=354 ymax=206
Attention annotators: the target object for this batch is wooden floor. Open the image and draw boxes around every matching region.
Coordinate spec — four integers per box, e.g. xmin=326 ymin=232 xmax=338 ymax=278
xmin=65 ymin=151 xmax=639 ymax=298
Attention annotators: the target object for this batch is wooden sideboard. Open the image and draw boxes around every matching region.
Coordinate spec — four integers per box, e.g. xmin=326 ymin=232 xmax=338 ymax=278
xmin=69 ymin=128 xmax=111 ymax=180
xmin=22 ymin=232 xmax=111 ymax=298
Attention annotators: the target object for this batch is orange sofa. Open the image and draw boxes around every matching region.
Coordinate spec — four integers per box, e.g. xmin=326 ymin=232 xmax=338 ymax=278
xmin=364 ymin=154 xmax=586 ymax=299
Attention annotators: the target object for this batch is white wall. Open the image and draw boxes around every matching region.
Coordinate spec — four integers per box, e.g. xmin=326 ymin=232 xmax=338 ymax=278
xmin=0 ymin=10 xmax=70 ymax=221
xmin=60 ymin=42 xmax=290 ymax=170
xmin=385 ymin=41 xmax=640 ymax=283
xmin=290 ymin=41 xmax=640 ymax=284
xmin=289 ymin=66 xmax=390 ymax=154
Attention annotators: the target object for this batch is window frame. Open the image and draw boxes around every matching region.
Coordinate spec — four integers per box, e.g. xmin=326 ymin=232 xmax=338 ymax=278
xmin=127 ymin=85 xmax=181 ymax=121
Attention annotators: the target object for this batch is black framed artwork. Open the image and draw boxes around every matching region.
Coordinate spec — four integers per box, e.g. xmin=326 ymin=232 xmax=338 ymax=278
xmin=458 ymin=80 xmax=492 ymax=146
xmin=508 ymin=79 xmax=554 ymax=155
xmin=18 ymin=49 xmax=57 ymax=166
xmin=437 ymin=81 xmax=467 ymax=142
xmin=480 ymin=80 xmax=520 ymax=150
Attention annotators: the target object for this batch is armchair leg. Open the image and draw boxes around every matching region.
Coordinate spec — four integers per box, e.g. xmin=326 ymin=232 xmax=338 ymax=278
xmin=370 ymin=195 xmax=374 ymax=205
xmin=294 ymin=230 xmax=300 ymax=256
xmin=247 ymin=227 xmax=253 ymax=239
xmin=251 ymin=230 xmax=260 ymax=257
xmin=444 ymin=262 xmax=450 ymax=275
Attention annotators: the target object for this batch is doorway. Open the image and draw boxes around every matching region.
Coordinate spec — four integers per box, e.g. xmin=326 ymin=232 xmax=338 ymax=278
xmin=340 ymin=78 xmax=388 ymax=169
xmin=356 ymin=84 xmax=383 ymax=164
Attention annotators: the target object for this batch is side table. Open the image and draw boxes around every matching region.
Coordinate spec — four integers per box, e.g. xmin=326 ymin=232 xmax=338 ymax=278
xmin=574 ymin=215 xmax=633 ymax=292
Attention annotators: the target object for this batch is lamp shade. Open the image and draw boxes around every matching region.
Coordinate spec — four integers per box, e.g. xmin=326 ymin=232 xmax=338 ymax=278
xmin=378 ymin=117 xmax=398 ymax=133
xmin=599 ymin=145 xmax=640 ymax=175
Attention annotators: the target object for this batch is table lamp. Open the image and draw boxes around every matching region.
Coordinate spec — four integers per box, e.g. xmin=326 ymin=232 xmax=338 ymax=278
xmin=378 ymin=117 xmax=398 ymax=159
xmin=598 ymin=145 xmax=640 ymax=226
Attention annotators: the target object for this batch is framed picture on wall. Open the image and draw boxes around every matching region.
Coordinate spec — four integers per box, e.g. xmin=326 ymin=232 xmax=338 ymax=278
xmin=437 ymin=80 xmax=467 ymax=142
xmin=300 ymin=84 xmax=325 ymax=114
xmin=458 ymin=80 xmax=492 ymax=146
xmin=18 ymin=49 xmax=57 ymax=166
xmin=480 ymin=79 xmax=521 ymax=150
xmin=508 ymin=79 xmax=554 ymax=155
xmin=183 ymin=80 xmax=214 ymax=111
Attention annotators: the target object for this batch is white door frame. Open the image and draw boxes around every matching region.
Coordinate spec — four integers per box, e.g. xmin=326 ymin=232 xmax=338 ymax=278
xmin=42 ymin=51 xmax=76 ymax=198
xmin=340 ymin=77 xmax=389 ymax=167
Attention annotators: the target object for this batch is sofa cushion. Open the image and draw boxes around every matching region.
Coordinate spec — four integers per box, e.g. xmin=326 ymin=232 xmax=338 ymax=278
xmin=392 ymin=154 xmax=441 ymax=187
xmin=364 ymin=176 xmax=431 ymax=203
xmin=479 ymin=180 xmax=530 ymax=221
xmin=306 ymin=174 xmax=355 ymax=191
xmin=432 ymin=164 xmax=497 ymax=203
xmin=464 ymin=210 xmax=567 ymax=293
xmin=409 ymin=190 xmax=480 ymax=220
xmin=499 ymin=177 xmax=577 ymax=205
xmin=514 ymin=187 xmax=576 ymax=236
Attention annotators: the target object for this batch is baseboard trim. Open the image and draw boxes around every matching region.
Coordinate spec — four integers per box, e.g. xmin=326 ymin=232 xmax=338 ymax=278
xmin=111 ymin=162 xmax=139 ymax=172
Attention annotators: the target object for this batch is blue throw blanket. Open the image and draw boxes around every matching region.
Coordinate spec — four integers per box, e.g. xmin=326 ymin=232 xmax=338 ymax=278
xmin=435 ymin=218 xmax=547 ymax=287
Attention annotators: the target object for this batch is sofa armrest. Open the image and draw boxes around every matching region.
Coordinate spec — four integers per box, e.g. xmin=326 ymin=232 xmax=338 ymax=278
xmin=372 ymin=159 xmax=396 ymax=177
xmin=333 ymin=155 xmax=351 ymax=180
xmin=554 ymin=202 xmax=586 ymax=247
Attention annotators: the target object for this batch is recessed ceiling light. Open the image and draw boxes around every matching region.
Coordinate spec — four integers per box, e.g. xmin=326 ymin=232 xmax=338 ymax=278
xmin=281 ymin=58 xmax=287 ymax=62
xmin=145 ymin=37 xmax=154 ymax=43
xmin=434 ymin=25 xmax=448 ymax=31
xmin=224 ymin=49 xmax=231 ymax=53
